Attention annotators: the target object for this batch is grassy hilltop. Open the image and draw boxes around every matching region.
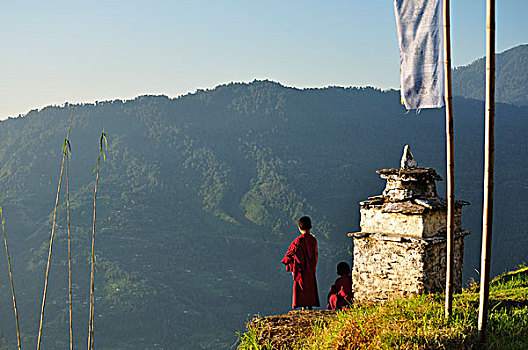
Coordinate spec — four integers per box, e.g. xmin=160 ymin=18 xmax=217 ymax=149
xmin=238 ymin=266 xmax=528 ymax=349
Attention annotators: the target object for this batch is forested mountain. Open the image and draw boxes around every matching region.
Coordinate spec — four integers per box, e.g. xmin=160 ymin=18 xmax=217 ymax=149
xmin=0 ymin=80 xmax=527 ymax=349
xmin=453 ymin=44 xmax=528 ymax=106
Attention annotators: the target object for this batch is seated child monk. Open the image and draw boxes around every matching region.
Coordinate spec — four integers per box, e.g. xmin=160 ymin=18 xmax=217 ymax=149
xmin=327 ymin=261 xmax=352 ymax=310
xmin=281 ymin=216 xmax=320 ymax=310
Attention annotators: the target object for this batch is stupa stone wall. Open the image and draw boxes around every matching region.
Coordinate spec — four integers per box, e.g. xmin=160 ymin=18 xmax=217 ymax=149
xmin=349 ymin=145 xmax=470 ymax=302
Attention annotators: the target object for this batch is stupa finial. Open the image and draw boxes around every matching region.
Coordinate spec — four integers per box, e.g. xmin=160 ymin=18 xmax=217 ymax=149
xmin=400 ymin=145 xmax=418 ymax=170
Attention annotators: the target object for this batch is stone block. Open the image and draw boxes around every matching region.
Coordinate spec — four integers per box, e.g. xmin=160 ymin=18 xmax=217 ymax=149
xmin=360 ymin=207 xmax=462 ymax=238
xmin=352 ymin=233 xmax=467 ymax=303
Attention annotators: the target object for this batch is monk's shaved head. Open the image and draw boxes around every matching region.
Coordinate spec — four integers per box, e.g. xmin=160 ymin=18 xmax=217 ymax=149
xmin=298 ymin=216 xmax=312 ymax=231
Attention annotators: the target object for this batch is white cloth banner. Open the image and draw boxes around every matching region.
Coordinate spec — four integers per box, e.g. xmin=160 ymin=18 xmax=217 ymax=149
xmin=394 ymin=0 xmax=445 ymax=109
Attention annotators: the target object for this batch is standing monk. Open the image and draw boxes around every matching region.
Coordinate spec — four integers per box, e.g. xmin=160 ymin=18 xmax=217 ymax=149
xmin=281 ymin=216 xmax=320 ymax=310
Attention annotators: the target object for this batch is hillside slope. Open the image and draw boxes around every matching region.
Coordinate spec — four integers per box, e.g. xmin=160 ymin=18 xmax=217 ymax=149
xmin=0 ymin=81 xmax=527 ymax=348
xmin=453 ymin=44 xmax=528 ymax=106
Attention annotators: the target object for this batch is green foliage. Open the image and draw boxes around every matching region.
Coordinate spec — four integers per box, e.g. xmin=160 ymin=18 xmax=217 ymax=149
xmin=62 ymin=139 xmax=71 ymax=157
xmin=453 ymin=44 xmax=528 ymax=106
xmin=100 ymin=259 xmax=156 ymax=311
xmin=0 ymin=76 xmax=526 ymax=348
xmin=239 ymin=267 xmax=528 ymax=349
xmin=240 ymin=146 xmax=319 ymax=235
xmin=306 ymin=267 xmax=528 ymax=349
xmin=236 ymin=328 xmax=271 ymax=350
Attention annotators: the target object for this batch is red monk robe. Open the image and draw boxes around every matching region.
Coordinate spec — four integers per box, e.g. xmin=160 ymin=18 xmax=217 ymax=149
xmin=327 ymin=274 xmax=352 ymax=310
xmin=281 ymin=233 xmax=320 ymax=309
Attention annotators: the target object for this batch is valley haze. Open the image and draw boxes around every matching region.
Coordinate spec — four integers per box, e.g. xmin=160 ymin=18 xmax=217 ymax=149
xmin=0 ymin=46 xmax=527 ymax=349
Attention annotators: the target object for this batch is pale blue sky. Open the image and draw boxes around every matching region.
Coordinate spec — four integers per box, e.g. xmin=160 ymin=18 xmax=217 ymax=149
xmin=1 ymin=0 xmax=527 ymax=119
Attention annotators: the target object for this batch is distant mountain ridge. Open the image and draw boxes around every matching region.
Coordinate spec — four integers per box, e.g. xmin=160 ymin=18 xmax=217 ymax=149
xmin=453 ymin=44 xmax=528 ymax=106
xmin=0 ymin=51 xmax=527 ymax=348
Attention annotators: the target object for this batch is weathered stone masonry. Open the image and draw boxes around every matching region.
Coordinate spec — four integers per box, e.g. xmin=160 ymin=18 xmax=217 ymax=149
xmin=349 ymin=146 xmax=470 ymax=303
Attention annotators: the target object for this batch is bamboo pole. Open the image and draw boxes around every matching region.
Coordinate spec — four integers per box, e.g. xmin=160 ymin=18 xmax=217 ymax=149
xmin=443 ymin=0 xmax=456 ymax=319
xmin=1 ymin=205 xmax=21 ymax=349
xmin=66 ymin=147 xmax=74 ymax=350
xmin=87 ymin=131 xmax=107 ymax=350
xmin=37 ymin=114 xmax=73 ymax=350
xmin=478 ymin=0 xmax=496 ymax=344
xmin=87 ymin=164 xmax=99 ymax=350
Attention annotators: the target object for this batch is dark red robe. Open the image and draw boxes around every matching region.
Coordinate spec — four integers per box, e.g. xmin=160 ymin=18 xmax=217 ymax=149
xmin=327 ymin=274 xmax=352 ymax=310
xmin=281 ymin=233 xmax=320 ymax=309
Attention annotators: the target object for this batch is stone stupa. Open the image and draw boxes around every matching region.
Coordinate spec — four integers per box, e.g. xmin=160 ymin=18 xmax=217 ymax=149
xmin=349 ymin=145 xmax=470 ymax=302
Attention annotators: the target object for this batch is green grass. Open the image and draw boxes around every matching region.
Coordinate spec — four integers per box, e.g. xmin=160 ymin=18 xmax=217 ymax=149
xmin=237 ymin=266 xmax=528 ymax=349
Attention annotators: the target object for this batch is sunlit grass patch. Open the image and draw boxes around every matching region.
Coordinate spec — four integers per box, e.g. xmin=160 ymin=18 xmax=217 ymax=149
xmin=237 ymin=267 xmax=528 ymax=349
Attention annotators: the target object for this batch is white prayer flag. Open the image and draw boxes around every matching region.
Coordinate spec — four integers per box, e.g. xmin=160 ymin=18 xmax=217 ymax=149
xmin=394 ymin=0 xmax=445 ymax=109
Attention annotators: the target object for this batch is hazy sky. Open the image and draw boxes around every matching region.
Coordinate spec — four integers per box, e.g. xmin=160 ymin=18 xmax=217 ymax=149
xmin=1 ymin=0 xmax=527 ymax=119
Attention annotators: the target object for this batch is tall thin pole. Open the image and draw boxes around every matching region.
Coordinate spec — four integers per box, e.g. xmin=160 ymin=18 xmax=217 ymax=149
xmin=443 ymin=0 xmax=456 ymax=319
xmin=478 ymin=0 xmax=496 ymax=344
xmin=37 ymin=115 xmax=73 ymax=350
xmin=1 ymin=206 xmax=22 ymax=349
xmin=87 ymin=159 xmax=100 ymax=350
xmin=66 ymin=152 xmax=74 ymax=350
xmin=88 ymin=131 xmax=106 ymax=350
